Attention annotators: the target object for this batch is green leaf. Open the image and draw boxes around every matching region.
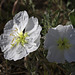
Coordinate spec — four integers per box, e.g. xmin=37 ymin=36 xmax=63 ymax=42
xmin=69 ymin=9 xmax=75 ymax=27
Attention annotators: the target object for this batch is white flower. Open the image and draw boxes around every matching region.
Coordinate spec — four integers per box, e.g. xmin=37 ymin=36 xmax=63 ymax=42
xmin=44 ymin=25 xmax=75 ymax=63
xmin=0 ymin=11 xmax=42 ymax=61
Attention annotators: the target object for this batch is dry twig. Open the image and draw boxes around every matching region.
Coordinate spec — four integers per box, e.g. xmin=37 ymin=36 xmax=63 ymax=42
xmin=12 ymin=0 xmax=19 ymax=15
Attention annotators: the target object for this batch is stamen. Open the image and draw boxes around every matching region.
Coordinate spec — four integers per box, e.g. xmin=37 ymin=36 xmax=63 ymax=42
xmin=57 ymin=38 xmax=71 ymax=50
xmin=10 ymin=33 xmax=14 ymax=36
xmin=13 ymin=28 xmax=18 ymax=31
xmin=11 ymin=38 xmax=15 ymax=43
xmin=11 ymin=31 xmax=28 ymax=48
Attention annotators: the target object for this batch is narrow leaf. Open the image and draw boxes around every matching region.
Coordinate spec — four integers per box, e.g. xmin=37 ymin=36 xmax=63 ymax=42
xmin=69 ymin=9 xmax=75 ymax=27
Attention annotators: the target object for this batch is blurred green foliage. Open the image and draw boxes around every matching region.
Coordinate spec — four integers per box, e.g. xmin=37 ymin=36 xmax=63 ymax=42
xmin=69 ymin=9 xmax=75 ymax=27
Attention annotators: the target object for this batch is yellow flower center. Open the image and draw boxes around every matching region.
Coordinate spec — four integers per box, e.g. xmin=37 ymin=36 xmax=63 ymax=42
xmin=11 ymin=32 xmax=28 ymax=47
xmin=57 ymin=38 xmax=71 ymax=50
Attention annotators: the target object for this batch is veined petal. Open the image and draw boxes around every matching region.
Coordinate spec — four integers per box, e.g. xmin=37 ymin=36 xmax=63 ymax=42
xmin=25 ymin=35 xmax=41 ymax=53
xmin=13 ymin=11 xmax=29 ymax=32
xmin=26 ymin=17 xmax=38 ymax=34
xmin=4 ymin=20 xmax=14 ymax=31
xmin=34 ymin=35 xmax=41 ymax=47
xmin=0 ymin=22 xmax=19 ymax=52
xmin=24 ymin=42 xmax=37 ymax=53
xmin=4 ymin=18 xmax=20 ymax=34
xmin=4 ymin=44 xmax=29 ymax=61
xmin=0 ymin=34 xmax=13 ymax=52
xmin=27 ymin=25 xmax=42 ymax=42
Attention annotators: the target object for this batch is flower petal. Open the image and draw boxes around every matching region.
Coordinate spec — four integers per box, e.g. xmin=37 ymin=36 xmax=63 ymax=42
xmin=0 ymin=33 xmax=13 ymax=52
xmin=55 ymin=25 xmax=68 ymax=38
xmin=47 ymin=46 xmax=65 ymax=63
xmin=44 ymin=28 xmax=60 ymax=49
xmin=27 ymin=25 xmax=42 ymax=42
xmin=26 ymin=17 xmax=38 ymax=34
xmin=64 ymin=45 xmax=75 ymax=62
xmin=66 ymin=25 xmax=75 ymax=44
xmin=13 ymin=11 xmax=29 ymax=31
xmin=34 ymin=35 xmax=41 ymax=47
xmin=4 ymin=44 xmax=29 ymax=61
xmin=0 ymin=20 xmax=20 ymax=52
xmin=4 ymin=20 xmax=14 ymax=31
xmin=26 ymin=35 xmax=41 ymax=53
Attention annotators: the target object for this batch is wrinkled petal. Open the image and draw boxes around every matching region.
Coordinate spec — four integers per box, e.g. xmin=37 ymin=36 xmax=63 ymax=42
xmin=27 ymin=25 xmax=42 ymax=42
xmin=26 ymin=35 xmax=41 ymax=53
xmin=0 ymin=11 xmax=41 ymax=61
xmin=24 ymin=43 xmax=37 ymax=53
xmin=4 ymin=44 xmax=29 ymax=61
xmin=26 ymin=17 xmax=38 ymax=34
xmin=34 ymin=35 xmax=41 ymax=47
xmin=0 ymin=34 xmax=13 ymax=52
xmin=4 ymin=20 xmax=14 ymax=31
xmin=13 ymin=11 xmax=29 ymax=31
xmin=47 ymin=46 xmax=65 ymax=63
xmin=0 ymin=22 xmax=19 ymax=52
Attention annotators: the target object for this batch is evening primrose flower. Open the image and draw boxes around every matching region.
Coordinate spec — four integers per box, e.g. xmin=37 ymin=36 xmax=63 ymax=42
xmin=44 ymin=25 xmax=75 ymax=63
xmin=0 ymin=11 xmax=42 ymax=61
